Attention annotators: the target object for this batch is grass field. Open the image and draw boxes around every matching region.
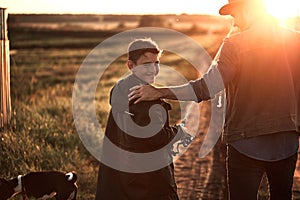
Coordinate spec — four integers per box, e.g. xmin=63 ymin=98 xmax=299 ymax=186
xmin=0 ymin=14 xmax=231 ymax=199
xmin=4 ymin=13 xmax=300 ymax=199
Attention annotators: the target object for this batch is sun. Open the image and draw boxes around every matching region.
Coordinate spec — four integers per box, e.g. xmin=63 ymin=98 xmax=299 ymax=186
xmin=264 ymin=0 xmax=300 ymax=20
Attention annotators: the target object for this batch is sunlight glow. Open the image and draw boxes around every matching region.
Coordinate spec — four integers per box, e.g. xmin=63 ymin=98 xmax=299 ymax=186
xmin=265 ymin=0 xmax=300 ymax=19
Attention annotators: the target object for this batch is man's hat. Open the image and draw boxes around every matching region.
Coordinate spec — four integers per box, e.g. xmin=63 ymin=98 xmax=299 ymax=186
xmin=219 ymin=0 xmax=264 ymax=15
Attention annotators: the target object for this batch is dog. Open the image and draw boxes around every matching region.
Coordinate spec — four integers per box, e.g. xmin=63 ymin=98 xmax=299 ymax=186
xmin=0 ymin=171 xmax=77 ymax=200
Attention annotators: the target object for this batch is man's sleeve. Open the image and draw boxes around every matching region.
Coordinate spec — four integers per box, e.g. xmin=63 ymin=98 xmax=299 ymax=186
xmin=189 ymin=39 xmax=238 ymax=103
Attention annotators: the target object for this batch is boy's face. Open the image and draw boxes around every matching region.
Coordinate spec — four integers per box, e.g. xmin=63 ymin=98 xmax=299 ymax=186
xmin=128 ymin=52 xmax=160 ymax=84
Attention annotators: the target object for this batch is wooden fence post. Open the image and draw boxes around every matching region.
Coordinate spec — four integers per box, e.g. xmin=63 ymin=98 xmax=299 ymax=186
xmin=0 ymin=7 xmax=11 ymax=128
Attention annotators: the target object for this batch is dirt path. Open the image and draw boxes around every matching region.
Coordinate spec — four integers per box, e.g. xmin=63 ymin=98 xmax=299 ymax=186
xmin=174 ymin=101 xmax=228 ymax=200
xmin=174 ymin=102 xmax=300 ymax=200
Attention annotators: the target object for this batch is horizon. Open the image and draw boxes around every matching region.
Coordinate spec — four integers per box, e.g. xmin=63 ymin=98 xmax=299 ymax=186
xmin=1 ymin=0 xmax=226 ymax=15
xmin=1 ymin=0 xmax=300 ymax=22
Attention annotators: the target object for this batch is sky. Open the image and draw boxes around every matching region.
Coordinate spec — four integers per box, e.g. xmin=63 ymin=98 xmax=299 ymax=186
xmin=0 ymin=0 xmax=229 ymax=15
xmin=1 ymin=0 xmax=300 ymax=19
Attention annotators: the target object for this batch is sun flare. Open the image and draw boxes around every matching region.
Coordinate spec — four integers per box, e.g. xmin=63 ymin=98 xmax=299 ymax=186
xmin=264 ymin=0 xmax=300 ymax=19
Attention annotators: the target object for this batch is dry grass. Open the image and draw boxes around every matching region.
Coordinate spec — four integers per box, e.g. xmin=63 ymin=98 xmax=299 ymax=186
xmin=2 ymin=14 xmax=232 ymax=199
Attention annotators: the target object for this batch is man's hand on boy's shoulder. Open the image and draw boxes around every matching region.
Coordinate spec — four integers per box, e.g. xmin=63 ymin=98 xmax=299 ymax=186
xmin=128 ymin=84 xmax=162 ymax=103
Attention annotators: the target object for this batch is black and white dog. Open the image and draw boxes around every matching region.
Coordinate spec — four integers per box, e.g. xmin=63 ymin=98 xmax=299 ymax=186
xmin=0 ymin=171 xmax=77 ymax=200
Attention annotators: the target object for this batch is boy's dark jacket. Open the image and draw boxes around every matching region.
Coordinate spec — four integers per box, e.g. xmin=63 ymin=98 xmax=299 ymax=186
xmin=96 ymin=74 xmax=180 ymax=200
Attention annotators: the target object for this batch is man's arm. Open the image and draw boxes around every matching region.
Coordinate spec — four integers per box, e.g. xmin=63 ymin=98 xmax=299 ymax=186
xmin=128 ymin=83 xmax=198 ymax=104
xmin=128 ymin=61 xmax=231 ymax=104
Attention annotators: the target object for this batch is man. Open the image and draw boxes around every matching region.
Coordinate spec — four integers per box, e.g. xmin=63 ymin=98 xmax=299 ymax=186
xmin=129 ymin=1 xmax=300 ymax=199
xmin=96 ymin=38 xmax=185 ymax=200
